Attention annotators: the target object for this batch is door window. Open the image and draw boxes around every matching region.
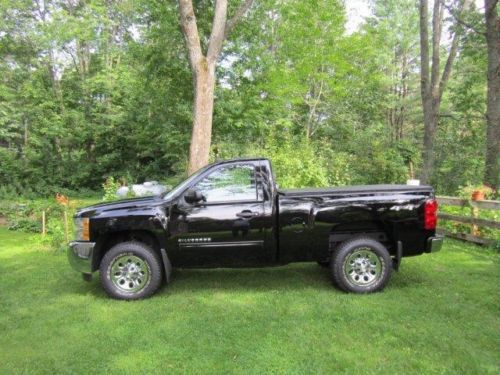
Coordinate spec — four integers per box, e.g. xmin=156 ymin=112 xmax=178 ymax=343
xmin=194 ymin=164 xmax=257 ymax=202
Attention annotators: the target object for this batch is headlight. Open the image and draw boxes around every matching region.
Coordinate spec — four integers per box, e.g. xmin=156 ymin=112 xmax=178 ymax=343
xmin=74 ymin=217 xmax=90 ymax=241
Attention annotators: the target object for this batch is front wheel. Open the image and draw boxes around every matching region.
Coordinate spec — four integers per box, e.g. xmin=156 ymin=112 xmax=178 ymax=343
xmin=100 ymin=241 xmax=163 ymax=300
xmin=331 ymin=237 xmax=392 ymax=293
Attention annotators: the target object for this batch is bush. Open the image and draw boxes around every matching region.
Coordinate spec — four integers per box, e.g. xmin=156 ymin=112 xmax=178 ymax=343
xmin=8 ymin=218 xmax=42 ymax=233
xmin=37 ymin=218 xmax=69 ymax=252
xmin=261 ymin=139 xmax=335 ymax=188
xmin=347 ymin=131 xmax=413 ymax=185
xmin=102 ymin=177 xmax=121 ymax=201
xmin=1 ymin=198 xmax=75 ymax=252
xmin=213 ymin=129 xmax=354 ymax=189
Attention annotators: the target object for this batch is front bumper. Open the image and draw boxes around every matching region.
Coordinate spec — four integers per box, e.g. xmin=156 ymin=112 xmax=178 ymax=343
xmin=427 ymin=236 xmax=443 ymax=253
xmin=68 ymin=241 xmax=96 ymax=274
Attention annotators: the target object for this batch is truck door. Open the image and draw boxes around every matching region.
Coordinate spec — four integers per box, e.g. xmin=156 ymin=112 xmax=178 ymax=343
xmin=168 ymin=161 xmax=275 ymax=267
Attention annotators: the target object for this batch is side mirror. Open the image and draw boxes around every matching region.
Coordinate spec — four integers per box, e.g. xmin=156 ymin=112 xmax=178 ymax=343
xmin=184 ymin=188 xmax=205 ymax=204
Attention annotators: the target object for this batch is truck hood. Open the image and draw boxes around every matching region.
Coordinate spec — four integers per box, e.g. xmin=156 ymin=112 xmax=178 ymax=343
xmin=75 ymin=195 xmax=168 ymax=218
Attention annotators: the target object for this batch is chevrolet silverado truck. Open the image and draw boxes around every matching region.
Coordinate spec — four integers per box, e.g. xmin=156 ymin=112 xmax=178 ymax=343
xmin=69 ymin=158 xmax=442 ymax=300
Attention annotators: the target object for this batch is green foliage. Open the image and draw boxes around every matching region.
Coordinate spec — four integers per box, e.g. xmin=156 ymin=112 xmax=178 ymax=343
xmin=0 ymin=200 xmax=62 ymax=233
xmin=265 ymin=143 xmax=330 ymax=189
xmin=0 ymin=0 xmax=190 ymax=195
xmin=439 ymin=204 xmax=499 ymax=243
xmin=0 ymin=0 xmax=491 ymax=196
xmin=212 ymin=123 xmax=354 ymax=189
xmin=259 ymin=136 xmax=351 ymax=188
xmin=214 ymin=122 xmax=420 ymax=189
xmin=0 ymin=198 xmax=74 ymax=251
xmin=7 ymin=217 xmax=42 ymax=233
xmin=37 ymin=218 xmax=69 ymax=253
xmin=102 ymin=177 xmax=121 ymax=202
xmin=102 ymin=176 xmax=137 ymax=201
xmin=457 ymin=185 xmax=495 ymax=200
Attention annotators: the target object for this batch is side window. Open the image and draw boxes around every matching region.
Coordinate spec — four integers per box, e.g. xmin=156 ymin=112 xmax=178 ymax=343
xmin=194 ymin=164 xmax=258 ymax=202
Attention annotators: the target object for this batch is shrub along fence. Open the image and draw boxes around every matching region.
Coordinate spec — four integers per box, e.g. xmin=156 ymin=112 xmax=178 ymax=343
xmin=437 ymin=196 xmax=500 ymax=247
xmin=0 ymin=197 xmax=76 ymax=252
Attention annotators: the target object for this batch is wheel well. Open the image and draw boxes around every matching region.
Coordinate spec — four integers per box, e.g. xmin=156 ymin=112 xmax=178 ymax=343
xmin=92 ymin=230 xmax=161 ymax=272
xmin=326 ymin=231 xmax=393 ymax=259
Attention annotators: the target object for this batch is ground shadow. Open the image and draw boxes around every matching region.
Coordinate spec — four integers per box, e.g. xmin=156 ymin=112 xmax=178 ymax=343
xmin=2 ymin=248 xmax=434 ymax=302
xmin=83 ymin=261 xmax=433 ymax=298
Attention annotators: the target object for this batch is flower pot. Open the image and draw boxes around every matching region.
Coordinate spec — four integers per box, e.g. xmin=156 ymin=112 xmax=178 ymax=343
xmin=471 ymin=190 xmax=485 ymax=201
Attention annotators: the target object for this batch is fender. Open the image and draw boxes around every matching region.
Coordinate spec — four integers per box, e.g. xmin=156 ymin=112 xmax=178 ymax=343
xmin=88 ymin=205 xmax=170 ymax=272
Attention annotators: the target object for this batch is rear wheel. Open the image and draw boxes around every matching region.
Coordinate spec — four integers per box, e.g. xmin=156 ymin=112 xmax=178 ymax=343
xmin=100 ymin=241 xmax=163 ymax=300
xmin=331 ymin=237 xmax=391 ymax=293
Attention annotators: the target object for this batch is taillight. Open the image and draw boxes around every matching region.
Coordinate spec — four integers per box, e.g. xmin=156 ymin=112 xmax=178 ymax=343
xmin=424 ymin=199 xmax=438 ymax=230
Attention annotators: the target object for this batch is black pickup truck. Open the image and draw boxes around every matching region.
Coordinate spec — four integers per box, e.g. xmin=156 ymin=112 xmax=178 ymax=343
xmin=69 ymin=157 xmax=442 ymax=299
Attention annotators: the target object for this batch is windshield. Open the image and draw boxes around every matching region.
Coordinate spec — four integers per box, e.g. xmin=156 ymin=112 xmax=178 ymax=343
xmin=162 ymin=164 xmax=211 ymax=200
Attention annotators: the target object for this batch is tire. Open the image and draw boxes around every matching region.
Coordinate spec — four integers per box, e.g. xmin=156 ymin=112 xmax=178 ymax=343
xmin=100 ymin=241 xmax=163 ymax=300
xmin=330 ymin=237 xmax=392 ymax=293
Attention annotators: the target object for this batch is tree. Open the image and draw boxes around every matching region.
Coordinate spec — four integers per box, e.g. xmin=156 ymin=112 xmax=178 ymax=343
xmin=178 ymin=0 xmax=254 ymax=175
xmin=418 ymin=0 xmax=471 ymax=184
xmin=484 ymin=0 xmax=499 ymax=189
xmin=255 ymin=0 xmax=347 ymax=140
xmin=0 ymin=0 xmax=493 ymax=196
xmin=366 ymin=0 xmax=421 ymax=144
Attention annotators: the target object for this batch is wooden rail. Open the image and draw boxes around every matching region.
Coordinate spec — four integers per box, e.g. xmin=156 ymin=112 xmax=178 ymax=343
xmin=437 ymin=213 xmax=500 ymax=229
xmin=437 ymin=196 xmax=500 ymax=210
xmin=436 ymin=229 xmax=494 ymax=246
xmin=436 ymin=196 xmax=499 ymax=247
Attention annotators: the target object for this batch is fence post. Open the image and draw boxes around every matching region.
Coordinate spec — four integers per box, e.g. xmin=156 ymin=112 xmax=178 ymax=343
xmin=471 ymin=204 xmax=479 ymax=236
xmin=42 ymin=210 xmax=46 ymax=236
xmin=63 ymin=209 xmax=69 ymax=243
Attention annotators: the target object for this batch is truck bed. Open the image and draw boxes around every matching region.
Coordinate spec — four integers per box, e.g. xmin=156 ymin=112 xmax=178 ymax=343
xmin=277 ymin=184 xmax=435 ymax=262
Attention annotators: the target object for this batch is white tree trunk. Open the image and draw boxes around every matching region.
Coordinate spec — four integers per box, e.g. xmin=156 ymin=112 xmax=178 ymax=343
xmin=188 ymin=60 xmax=216 ymax=175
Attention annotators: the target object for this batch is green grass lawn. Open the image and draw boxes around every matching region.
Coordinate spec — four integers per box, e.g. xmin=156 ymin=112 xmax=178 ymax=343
xmin=0 ymin=227 xmax=498 ymax=374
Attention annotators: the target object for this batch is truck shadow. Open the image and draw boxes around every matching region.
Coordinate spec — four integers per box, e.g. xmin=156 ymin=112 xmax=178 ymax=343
xmin=38 ymin=261 xmax=429 ymax=300
xmin=69 ymin=262 xmax=431 ymax=300
xmin=147 ymin=262 xmax=429 ymax=296
xmin=166 ymin=263 xmax=334 ymax=293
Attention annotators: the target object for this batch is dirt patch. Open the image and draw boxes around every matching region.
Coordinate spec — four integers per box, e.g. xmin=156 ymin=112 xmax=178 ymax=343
xmin=0 ymin=216 xmax=7 ymax=226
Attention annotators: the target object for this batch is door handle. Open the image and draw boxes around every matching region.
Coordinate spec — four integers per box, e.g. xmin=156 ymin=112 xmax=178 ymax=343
xmin=236 ymin=210 xmax=259 ymax=219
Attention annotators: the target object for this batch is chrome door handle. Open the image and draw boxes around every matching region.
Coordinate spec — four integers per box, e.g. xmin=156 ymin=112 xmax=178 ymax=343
xmin=236 ymin=210 xmax=259 ymax=219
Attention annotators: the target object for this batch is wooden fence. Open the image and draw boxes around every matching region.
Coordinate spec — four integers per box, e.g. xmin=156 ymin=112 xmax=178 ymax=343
xmin=437 ymin=196 xmax=500 ymax=246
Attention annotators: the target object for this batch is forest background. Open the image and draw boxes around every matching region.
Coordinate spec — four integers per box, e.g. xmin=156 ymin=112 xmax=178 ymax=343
xmin=0 ymin=0 xmax=498 ymax=198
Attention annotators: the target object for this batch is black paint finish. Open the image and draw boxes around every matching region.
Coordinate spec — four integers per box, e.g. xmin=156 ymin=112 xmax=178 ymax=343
xmin=74 ymin=158 xmax=436 ymax=271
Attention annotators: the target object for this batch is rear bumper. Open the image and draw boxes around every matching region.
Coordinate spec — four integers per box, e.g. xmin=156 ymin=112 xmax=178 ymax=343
xmin=427 ymin=236 xmax=443 ymax=253
xmin=68 ymin=241 xmax=95 ymax=274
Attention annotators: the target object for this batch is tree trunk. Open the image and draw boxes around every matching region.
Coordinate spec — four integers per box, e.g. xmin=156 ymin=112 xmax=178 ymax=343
xmin=24 ymin=118 xmax=28 ymax=147
xmin=179 ymin=0 xmax=254 ymax=175
xmin=419 ymin=0 xmax=433 ymax=183
xmin=188 ymin=60 xmax=216 ymax=175
xmin=419 ymin=0 xmax=469 ymax=184
xmin=421 ymin=97 xmax=438 ymax=184
xmin=484 ymin=0 xmax=500 ymax=189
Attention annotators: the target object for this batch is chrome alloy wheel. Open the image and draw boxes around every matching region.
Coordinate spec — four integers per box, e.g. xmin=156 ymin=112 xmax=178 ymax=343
xmin=343 ymin=248 xmax=383 ymax=287
xmin=109 ymin=254 xmax=151 ymax=293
